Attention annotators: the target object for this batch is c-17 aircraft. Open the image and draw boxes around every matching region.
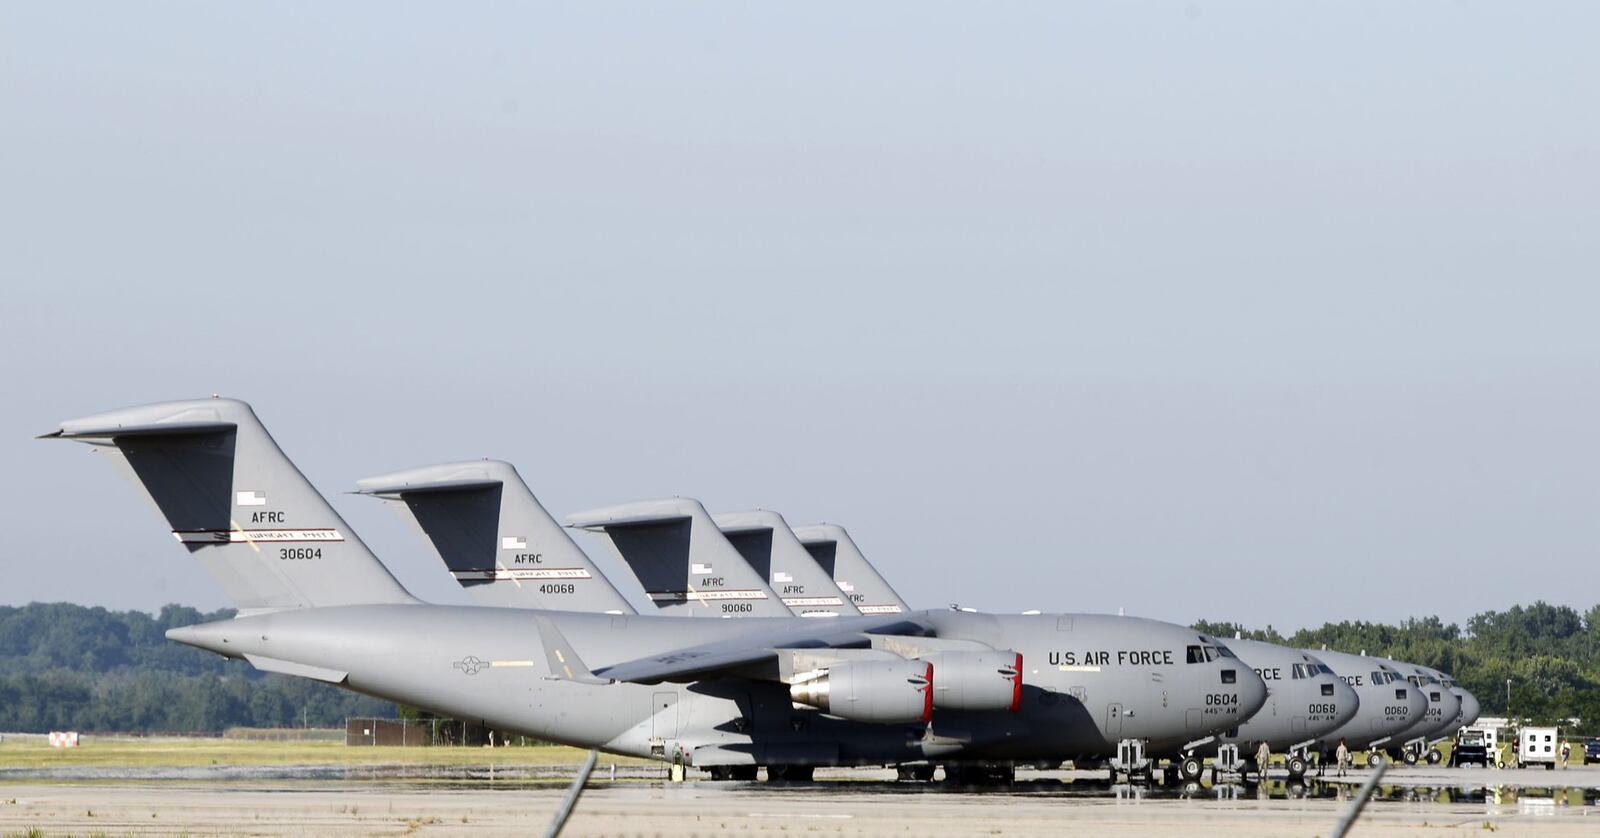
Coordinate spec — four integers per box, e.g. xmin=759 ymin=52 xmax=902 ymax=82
xmin=1371 ymin=655 xmax=1463 ymax=764
xmin=46 ymin=398 xmax=1267 ymax=782
xmin=1303 ymin=648 xmax=1429 ymax=767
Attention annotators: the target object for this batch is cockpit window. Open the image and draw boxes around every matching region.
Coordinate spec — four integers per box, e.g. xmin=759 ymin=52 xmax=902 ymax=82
xmin=1186 ymin=644 xmax=1227 ymax=664
xmin=1291 ymin=663 xmax=1309 ymax=679
xmin=1371 ymin=671 xmax=1384 ymax=684
xmin=1214 ymin=645 xmax=1237 ymax=659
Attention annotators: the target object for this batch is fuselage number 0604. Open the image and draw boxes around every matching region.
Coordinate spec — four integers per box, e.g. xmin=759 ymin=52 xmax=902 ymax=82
xmin=280 ymin=547 xmax=322 ymax=560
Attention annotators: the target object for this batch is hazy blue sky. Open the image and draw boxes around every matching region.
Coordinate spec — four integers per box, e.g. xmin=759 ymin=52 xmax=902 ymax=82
xmin=4 ymin=2 xmax=1597 ymax=632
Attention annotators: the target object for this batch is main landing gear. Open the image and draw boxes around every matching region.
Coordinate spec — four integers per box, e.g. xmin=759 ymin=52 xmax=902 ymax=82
xmin=706 ymin=765 xmax=759 ymax=781
xmin=765 ymin=764 xmax=815 ymax=783
xmin=896 ymin=763 xmax=937 ymax=782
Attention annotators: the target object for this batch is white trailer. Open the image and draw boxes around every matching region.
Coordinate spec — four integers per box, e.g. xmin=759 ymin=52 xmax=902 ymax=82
xmin=1517 ymin=726 xmax=1559 ymax=770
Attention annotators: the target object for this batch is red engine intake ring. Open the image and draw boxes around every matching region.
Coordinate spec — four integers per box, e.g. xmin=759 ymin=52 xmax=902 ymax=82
xmin=1009 ymin=652 xmax=1024 ymax=712
xmin=920 ymin=662 xmax=935 ymax=723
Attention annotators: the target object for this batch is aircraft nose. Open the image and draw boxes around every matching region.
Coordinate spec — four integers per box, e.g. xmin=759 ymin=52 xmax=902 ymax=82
xmin=1405 ymin=683 xmax=1429 ymax=719
xmin=1431 ymin=684 xmax=1461 ymax=727
xmin=1457 ymin=689 xmax=1482 ymax=727
xmin=1332 ymin=677 xmax=1360 ymax=727
xmin=1237 ymin=664 xmax=1268 ymax=719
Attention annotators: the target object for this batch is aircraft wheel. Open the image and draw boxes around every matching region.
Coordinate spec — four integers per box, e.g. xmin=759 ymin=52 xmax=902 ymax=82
xmin=1402 ymin=749 xmax=1419 ymax=766
xmin=896 ymin=765 xmax=917 ymax=782
xmin=1179 ymin=756 xmax=1204 ymax=781
xmin=1287 ymin=756 xmax=1308 ymax=778
xmin=913 ymin=764 xmax=936 ymax=782
xmin=731 ymin=765 xmax=758 ymax=782
xmin=1426 ymin=749 xmax=1442 ymax=765
xmin=766 ymin=764 xmax=815 ymax=783
xmin=1366 ymin=752 xmax=1383 ymax=768
xmin=708 ymin=766 xmax=730 ymax=781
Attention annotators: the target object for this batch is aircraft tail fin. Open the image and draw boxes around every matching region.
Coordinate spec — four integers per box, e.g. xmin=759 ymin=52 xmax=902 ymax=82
xmin=355 ymin=461 xmax=635 ymax=614
xmin=791 ymin=524 xmax=909 ymax=615
xmin=44 ymin=398 xmax=416 ymax=612
xmin=713 ymin=510 xmax=859 ymax=617
xmin=566 ymin=498 xmax=790 ymax=617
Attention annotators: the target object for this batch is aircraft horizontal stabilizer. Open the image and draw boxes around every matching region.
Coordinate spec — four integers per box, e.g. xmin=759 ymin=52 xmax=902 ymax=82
xmin=243 ymin=654 xmax=348 ymax=684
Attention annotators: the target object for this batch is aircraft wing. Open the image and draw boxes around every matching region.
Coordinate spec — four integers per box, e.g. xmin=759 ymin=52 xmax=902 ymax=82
xmin=592 ymin=612 xmax=932 ymax=684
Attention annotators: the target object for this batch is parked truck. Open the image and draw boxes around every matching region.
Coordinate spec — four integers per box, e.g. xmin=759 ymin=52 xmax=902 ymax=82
xmin=1517 ymin=726 xmax=1560 ymax=770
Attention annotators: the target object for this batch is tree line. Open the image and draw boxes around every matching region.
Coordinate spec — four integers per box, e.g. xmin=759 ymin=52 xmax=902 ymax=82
xmin=0 ymin=602 xmax=391 ymax=733
xmin=1194 ymin=601 xmax=1600 ymax=731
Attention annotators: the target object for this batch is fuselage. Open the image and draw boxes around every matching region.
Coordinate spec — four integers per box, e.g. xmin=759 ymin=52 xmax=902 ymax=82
xmin=168 ymin=605 xmax=1266 ymax=766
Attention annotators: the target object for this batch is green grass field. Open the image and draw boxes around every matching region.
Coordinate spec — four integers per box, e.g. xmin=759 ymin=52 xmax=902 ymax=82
xmin=0 ymin=734 xmax=644 ymax=769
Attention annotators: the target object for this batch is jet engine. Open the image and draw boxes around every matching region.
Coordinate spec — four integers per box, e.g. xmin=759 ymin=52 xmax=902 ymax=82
xmin=789 ymin=660 xmax=933 ymax=723
xmin=925 ymin=650 xmax=1023 ymax=712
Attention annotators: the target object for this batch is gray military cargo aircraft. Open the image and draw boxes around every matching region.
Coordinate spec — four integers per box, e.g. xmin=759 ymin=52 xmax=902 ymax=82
xmin=355 ymin=460 xmax=636 ymax=613
xmin=1158 ymin=638 xmax=1358 ymax=781
xmin=791 ymin=524 xmax=909 ymax=615
xmin=45 ymin=397 xmax=1267 ymax=781
xmin=713 ymin=511 xmax=859 ymax=618
xmin=1372 ymin=655 xmax=1463 ymax=764
xmin=1304 ymin=648 xmax=1429 ymax=767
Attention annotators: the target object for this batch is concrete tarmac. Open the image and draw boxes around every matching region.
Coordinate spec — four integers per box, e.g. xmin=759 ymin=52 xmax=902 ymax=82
xmin=3 ymin=767 xmax=1598 ymax=836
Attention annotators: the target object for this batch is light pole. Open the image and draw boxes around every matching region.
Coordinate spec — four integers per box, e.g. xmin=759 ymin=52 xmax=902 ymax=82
xmin=1505 ymin=679 xmax=1512 ymax=720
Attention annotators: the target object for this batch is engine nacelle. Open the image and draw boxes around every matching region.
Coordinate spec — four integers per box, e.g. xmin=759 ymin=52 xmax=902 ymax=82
xmin=925 ymin=650 xmax=1023 ymax=712
xmin=789 ymin=660 xmax=933 ymax=723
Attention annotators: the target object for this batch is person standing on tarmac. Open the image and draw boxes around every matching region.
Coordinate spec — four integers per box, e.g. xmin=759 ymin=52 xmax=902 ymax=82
xmin=1256 ymin=741 xmax=1273 ymax=782
xmin=1561 ymin=739 xmax=1571 ymax=767
xmin=1335 ymin=739 xmax=1351 ymax=777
